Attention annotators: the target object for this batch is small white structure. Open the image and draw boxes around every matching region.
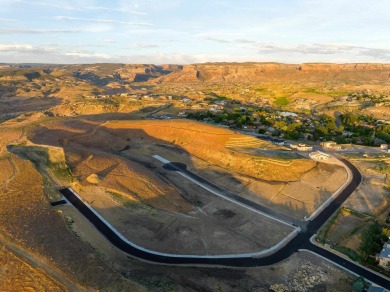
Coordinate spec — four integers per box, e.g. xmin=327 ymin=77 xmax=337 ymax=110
xmin=321 ymin=141 xmax=342 ymax=150
xmin=290 ymin=143 xmax=313 ymax=151
xmin=378 ymin=240 xmax=390 ymax=269
xmin=279 ymin=111 xmax=298 ymax=117
xmin=309 ymin=151 xmax=330 ymax=161
xmin=380 ymin=144 xmax=388 ymax=150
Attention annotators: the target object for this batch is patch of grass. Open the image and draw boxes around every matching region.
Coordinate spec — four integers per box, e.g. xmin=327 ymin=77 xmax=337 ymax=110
xmin=122 ymin=271 xmax=175 ymax=290
xmin=317 ymin=208 xmax=341 ymax=244
xmin=48 ymin=162 xmax=73 ymax=182
xmin=274 ymin=96 xmax=290 ymax=107
xmin=328 ymin=90 xmax=351 ymax=98
xmin=359 ymin=221 xmax=382 ymax=259
xmin=8 ymin=145 xmax=73 ymax=182
xmin=332 ymin=246 xmax=361 ymax=262
xmin=255 ymin=87 xmax=268 ymax=93
xmin=303 ymin=88 xmax=323 ymax=95
xmin=342 ymin=207 xmax=372 ymax=219
xmin=107 ymin=191 xmax=151 ymax=211
xmin=123 ymin=200 xmax=146 ymax=210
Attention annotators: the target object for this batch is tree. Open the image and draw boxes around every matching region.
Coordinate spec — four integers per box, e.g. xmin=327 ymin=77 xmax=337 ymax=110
xmin=352 ymin=276 xmax=365 ymax=292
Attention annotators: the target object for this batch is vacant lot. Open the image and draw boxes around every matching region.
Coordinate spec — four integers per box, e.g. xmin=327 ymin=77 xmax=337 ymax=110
xmin=318 ymin=158 xmax=390 ymax=264
xmin=344 ymin=159 xmax=390 ymax=216
xmin=29 ymin=118 xmax=347 ymax=220
xmin=0 ymin=244 xmax=66 ymax=291
xmin=28 ymin=118 xmax=294 ymax=255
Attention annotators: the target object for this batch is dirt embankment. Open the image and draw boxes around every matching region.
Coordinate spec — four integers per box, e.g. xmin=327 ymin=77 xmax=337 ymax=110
xmin=105 ymin=119 xmax=316 ymax=182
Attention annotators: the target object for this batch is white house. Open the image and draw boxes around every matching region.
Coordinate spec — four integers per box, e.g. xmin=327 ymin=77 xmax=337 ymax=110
xmin=309 ymin=151 xmax=330 ymax=161
xmin=378 ymin=240 xmax=390 ymax=268
xmin=290 ymin=143 xmax=313 ymax=151
xmin=321 ymin=141 xmax=342 ymax=150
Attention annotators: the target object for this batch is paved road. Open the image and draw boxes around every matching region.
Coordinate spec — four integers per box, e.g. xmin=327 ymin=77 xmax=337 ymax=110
xmin=59 ymin=158 xmax=390 ymax=289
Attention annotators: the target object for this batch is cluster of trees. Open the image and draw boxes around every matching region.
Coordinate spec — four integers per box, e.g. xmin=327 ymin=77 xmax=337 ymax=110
xmin=376 ymin=124 xmax=390 ymax=143
xmin=187 ymin=106 xmax=272 ymax=128
xmin=186 ymin=110 xmax=256 ymax=127
xmin=340 ymin=113 xmax=390 ymax=145
xmin=187 ymin=106 xmax=390 ymax=146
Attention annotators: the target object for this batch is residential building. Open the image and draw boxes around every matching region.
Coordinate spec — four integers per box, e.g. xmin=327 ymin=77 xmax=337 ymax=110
xmin=378 ymin=240 xmax=390 ymax=269
xmin=309 ymin=151 xmax=330 ymax=161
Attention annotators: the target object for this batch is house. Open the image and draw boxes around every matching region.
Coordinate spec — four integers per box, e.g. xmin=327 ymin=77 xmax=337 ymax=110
xmin=279 ymin=111 xmax=298 ymax=117
xmin=209 ymin=105 xmax=224 ymax=112
xmin=290 ymin=143 xmax=313 ymax=151
xmin=380 ymin=144 xmax=389 ymax=150
xmin=309 ymin=151 xmax=330 ymax=161
xmin=177 ymin=112 xmax=188 ymax=118
xmin=367 ymin=283 xmax=388 ymax=292
xmin=321 ymin=141 xmax=342 ymax=150
xmin=377 ymin=240 xmax=390 ymax=269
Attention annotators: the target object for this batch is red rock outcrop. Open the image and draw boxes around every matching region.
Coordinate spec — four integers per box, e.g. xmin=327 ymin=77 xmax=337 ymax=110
xmin=153 ymin=62 xmax=390 ymax=83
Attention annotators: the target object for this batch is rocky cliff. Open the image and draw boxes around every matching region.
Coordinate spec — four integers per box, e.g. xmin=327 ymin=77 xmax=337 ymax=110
xmin=153 ymin=62 xmax=390 ymax=83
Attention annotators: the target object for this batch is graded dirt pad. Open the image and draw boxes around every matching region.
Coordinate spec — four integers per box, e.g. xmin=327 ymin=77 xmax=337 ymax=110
xmin=68 ymin=150 xmax=192 ymax=213
xmin=271 ymin=163 xmax=348 ymax=217
xmin=73 ymin=159 xmax=293 ymax=255
xmin=179 ymin=156 xmax=347 ymax=218
xmin=344 ymin=159 xmax=389 ymax=215
xmin=0 ymin=244 xmax=66 ymax=291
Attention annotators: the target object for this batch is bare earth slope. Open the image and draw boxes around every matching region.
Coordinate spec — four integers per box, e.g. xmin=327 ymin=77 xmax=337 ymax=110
xmin=105 ymin=119 xmax=316 ymax=181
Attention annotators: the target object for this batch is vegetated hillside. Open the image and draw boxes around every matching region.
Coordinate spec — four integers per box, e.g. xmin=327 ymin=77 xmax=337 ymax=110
xmin=153 ymin=62 xmax=390 ymax=83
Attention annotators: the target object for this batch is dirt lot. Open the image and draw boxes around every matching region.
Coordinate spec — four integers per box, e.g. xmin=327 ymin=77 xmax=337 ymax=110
xmin=344 ymin=159 xmax=390 ymax=216
xmin=28 ymin=117 xmax=348 ymax=220
xmin=318 ymin=158 xmax=390 ymax=264
xmin=27 ymin=118 xmax=293 ymax=255
xmin=325 ymin=209 xmax=371 ymax=252
xmin=0 ymin=243 xmax=66 ymax=291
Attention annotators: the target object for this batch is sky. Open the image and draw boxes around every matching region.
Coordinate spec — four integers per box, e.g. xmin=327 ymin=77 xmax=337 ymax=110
xmin=0 ymin=0 xmax=389 ymax=64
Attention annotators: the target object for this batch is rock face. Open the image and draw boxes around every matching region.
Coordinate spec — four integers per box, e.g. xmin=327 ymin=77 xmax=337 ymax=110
xmin=154 ymin=62 xmax=390 ymax=83
xmin=70 ymin=64 xmax=183 ymax=85
xmin=117 ymin=64 xmax=182 ymax=82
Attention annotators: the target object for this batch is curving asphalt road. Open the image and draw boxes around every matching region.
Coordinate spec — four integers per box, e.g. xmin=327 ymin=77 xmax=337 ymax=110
xmin=59 ymin=158 xmax=390 ymax=289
